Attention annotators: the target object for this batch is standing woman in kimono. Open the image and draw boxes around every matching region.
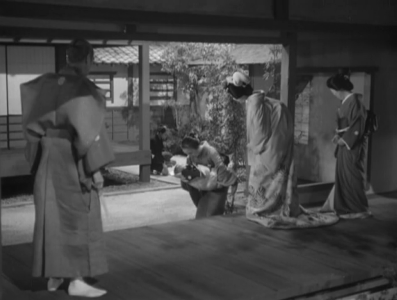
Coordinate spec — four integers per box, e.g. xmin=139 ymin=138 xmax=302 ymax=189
xmin=321 ymin=69 xmax=371 ymax=219
xmin=224 ymin=72 xmax=338 ymax=229
xmin=21 ymin=39 xmax=114 ymax=297
xmin=180 ymin=134 xmax=237 ymax=219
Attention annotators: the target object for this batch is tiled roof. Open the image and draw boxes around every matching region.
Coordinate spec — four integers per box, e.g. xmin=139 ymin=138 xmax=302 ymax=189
xmin=231 ymin=44 xmax=278 ymax=64
xmin=94 ymin=45 xmax=168 ymax=65
xmin=94 ymin=44 xmax=277 ymax=65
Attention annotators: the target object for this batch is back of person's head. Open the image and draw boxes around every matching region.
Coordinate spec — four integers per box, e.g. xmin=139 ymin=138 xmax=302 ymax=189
xmin=66 ymin=39 xmax=93 ymax=65
xmin=219 ymin=153 xmax=230 ymax=166
xmin=181 ymin=132 xmax=200 ymax=150
xmin=326 ymin=68 xmax=354 ymax=92
xmin=157 ymin=125 xmax=167 ymax=135
xmin=224 ymin=71 xmax=253 ymax=99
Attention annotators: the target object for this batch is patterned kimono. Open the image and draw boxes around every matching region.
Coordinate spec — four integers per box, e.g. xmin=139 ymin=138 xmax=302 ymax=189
xmin=21 ymin=66 xmax=115 ymax=278
xmin=322 ymin=94 xmax=371 ymax=219
xmin=245 ymin=92 xmax=338 ymax=229
xmin=182 ymin=141 xmax=236 ymax=219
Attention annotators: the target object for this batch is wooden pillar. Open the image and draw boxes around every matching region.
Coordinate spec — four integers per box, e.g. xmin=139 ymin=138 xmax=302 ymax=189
xmin=280 ymin=33 xmax=298 ymax=120
xmin=0 ymin=147 xmax=2 ymax=298
xmin=139 ymin=44 xmax=151 ymax=182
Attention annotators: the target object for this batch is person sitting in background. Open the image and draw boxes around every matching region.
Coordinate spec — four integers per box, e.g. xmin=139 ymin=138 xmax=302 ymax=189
xmin=150 ymin=126 xmax=169 ymax=176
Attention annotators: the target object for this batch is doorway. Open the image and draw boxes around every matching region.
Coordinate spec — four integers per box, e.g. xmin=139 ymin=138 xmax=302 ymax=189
xmin=294 ymin=69 xmax=375 ymax=191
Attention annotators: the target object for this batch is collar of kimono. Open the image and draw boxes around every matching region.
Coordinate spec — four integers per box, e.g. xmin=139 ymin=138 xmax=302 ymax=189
xmin=341 ymin=93 xmax=354 ymax=105
xmin=59 ymin=65 xmax=82 ymax=76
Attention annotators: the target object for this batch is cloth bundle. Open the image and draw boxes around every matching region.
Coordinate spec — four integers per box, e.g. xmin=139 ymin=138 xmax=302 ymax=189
xmin=174 ymin=164 xmax=218 ymax=191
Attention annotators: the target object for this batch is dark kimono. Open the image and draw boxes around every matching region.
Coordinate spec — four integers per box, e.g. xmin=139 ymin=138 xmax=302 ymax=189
xmin=322 ymin=93 xmax=371 ymax=219
xmin=150 ymin=134 xmax=165 ymax=173
xmin=181 ymin=141 xmax=235 ymax=219
xmin=21 ymin=66 xmax=115 ymax=278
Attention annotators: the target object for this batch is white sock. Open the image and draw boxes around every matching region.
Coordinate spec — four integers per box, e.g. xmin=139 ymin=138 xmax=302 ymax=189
xmin=68 ymin=278 xmax=107 ymax=298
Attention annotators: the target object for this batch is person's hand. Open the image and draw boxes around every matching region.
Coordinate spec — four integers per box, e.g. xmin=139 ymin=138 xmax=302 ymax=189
xmin=337 ymin=138 xmax=346 ymax=146
xmin=332 ymin=135 xmax=340 ymax=145
xmin=93 ymin=171 xmax=104 ymax=190
xmin=180 ymin=175 xmax=189 ymax=183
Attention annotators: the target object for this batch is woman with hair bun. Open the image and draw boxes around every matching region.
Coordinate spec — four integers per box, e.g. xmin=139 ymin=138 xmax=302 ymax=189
xmin=224 ymin=71 xmax=339 ymax=229
xmin=180 ymin=133 xmax=237 ymax=218
xmin=321 ymin=69 xmax=371 ymax=219
xmin=21 ymin=39 xmax=112 ymax=297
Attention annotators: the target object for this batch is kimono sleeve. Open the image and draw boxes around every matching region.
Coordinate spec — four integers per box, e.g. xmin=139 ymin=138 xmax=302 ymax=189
xmin=208 ymin=148 xmax=237 ymax=187
xmin=83 ymin=125 xmax=115 ymax=174
xmin=246 ymin=97 xmax=271 ymax=155
xmin=20 ymin=74 xmax=49 ymax=174
xmin=341 ymin=99 xmax=366 ymax=150
xmin=62 ymin=83 xmax=115 ymax=174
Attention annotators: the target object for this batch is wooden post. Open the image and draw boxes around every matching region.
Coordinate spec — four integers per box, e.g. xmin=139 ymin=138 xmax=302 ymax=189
xmin=280 ymin=33 xmax=298 ymax=120
xmin=139 ymin=44 xmax=151 ymax=182
xmin=0 ymin=147 xmax=2 ymax=298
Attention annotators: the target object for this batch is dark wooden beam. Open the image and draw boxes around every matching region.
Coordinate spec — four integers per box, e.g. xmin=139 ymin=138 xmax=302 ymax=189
xmin=273 ymin=0 xmax=289 ymax=20
xmin=280 ymin=33 xmax=297 ymax=119
xmin=296 ymin=66 xmax=379 ymax=74
xmin=0 ymin=26 xmax=284 ymax=44
xmin=138 ymin=44 xmax=151 ymax=183
xmin=1 ymin=2 xmax=397 ymax=34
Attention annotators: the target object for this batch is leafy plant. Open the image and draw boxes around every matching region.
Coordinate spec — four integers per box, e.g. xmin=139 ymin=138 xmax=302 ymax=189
xmin=263 ymin=44 xmax=282 ymax=99
xmin=160 ymin=42 xmax=247 ymax=165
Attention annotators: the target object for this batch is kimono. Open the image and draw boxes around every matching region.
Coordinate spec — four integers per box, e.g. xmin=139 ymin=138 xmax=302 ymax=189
xmin=175 ymin=164 xmax=218 ymax=191
xmin=21 ymin=66 xmax=115 ymax=278
xmin=245 ymin=92 xmax=338 ymax=229
xmin=150 ymin=134 xmax=165 ymax=173
xmin=181 ymin=141 xmax=236 ymax=219
xmin=321 ymin=94 xmax=371 ymax=219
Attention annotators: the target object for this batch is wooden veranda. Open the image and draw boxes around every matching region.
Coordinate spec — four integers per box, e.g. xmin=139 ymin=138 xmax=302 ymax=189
xmin=2 ymin=195 xmax=396 ymax=300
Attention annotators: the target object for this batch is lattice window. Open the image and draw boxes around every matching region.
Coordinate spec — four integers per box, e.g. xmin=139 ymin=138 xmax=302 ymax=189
xmin=150 ymin=72 xmax=175 ymax=101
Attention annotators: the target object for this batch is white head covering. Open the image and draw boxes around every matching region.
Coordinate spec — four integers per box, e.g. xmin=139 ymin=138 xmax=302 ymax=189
xmin=226 ymin=71 xmax=250 ymax=87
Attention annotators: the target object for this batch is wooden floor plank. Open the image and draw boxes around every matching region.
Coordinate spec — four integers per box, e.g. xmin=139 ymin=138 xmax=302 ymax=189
xmin=2 ymin=278 xmax=35 ymax=300
xmin=149 ymin=222 xmax=303 ymax=293
xmin=2 ymin=197 xmax=395 ymax=300
xmin=215 ymin=214 xmax=395 ymax=271
xmin=212 ymin=216 xmax=372 ymax=275
xmin=104 ymin=238 xmax=195 ymax=300
xmin=109 ymin=228 xmax=276 ymax=300
xmin=153 ymin=218 xmax=354 ymax=299
xmin=136 ymin=225 xmax=280 ymax=295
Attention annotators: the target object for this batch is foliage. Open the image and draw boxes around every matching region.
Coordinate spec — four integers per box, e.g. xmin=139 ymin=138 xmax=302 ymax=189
xmin=161 ymin=43 xmax=247 ymax=165
xmin=120 ymin=77 xmax=139 ymax=128
xmin=262 ymin=44 xmax=282 ymax=99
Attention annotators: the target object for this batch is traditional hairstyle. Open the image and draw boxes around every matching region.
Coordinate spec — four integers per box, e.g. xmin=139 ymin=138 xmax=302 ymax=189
xmin=223 ymin=71 xmax=253 ymax=99
xmin=219 ymin=153 xmax=230 ymax=166
xmin=157 ymin=125 xmax=167 ymax=134
xmin=66 ymin=39 xmax=94 ymax=64
xmin=181 ymin=133 xmax=200 ymax=150
xmin=326 ymin=68 xmax=354 ymax=92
